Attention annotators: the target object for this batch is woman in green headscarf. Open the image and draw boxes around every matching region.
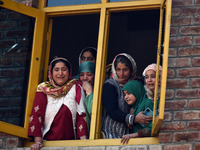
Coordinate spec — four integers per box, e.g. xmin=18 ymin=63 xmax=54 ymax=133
xmin=78 ymin=61 xmax=96 ymax=137
xmin=121 ymin=80 xmax=158 ymax=144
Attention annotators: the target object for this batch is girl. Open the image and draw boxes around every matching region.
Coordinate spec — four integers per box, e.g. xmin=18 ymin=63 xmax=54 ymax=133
xmin=101 ymin=53 xmax=137 ymax=139
xmin=121 ymin=80 xmax=153 ymax=144
xmin=78 ymin=61 xmax=95 ymax=136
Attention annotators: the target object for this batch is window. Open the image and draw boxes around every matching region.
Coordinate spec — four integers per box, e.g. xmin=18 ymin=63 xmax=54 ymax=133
xmin=0 ymin=0 xmax=172 ymax=147
xmin=0 ymin=0 xmax=45 ymax=138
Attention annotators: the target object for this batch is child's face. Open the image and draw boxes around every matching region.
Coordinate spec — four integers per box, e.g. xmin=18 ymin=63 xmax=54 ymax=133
xmin=123 ymin=90 xmax=136 ymax=105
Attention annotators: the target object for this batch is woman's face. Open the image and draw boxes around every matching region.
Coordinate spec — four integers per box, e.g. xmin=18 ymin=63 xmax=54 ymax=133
xmin=52 ymin=62 xmax=69 ymax=86
xmin=144 ymin=69 xmax=157 ymax=92
xmin=116 ymin=62 xmax=131 ymax=82
xmin=79 ymin=72 xmax=95 ymax=85
xmin=80 ymin=51 xmax=96 ymax=64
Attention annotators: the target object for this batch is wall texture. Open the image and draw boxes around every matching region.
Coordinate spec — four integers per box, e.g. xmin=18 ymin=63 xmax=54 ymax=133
xmin=159 ymin=0 xmax=200 ymax=149
xmin=1 ymin=0 xmax=200 ymax=149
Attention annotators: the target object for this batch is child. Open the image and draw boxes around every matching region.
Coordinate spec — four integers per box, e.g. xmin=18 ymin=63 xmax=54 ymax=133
xmin=121 ymin=80 xmax=154 ymax=144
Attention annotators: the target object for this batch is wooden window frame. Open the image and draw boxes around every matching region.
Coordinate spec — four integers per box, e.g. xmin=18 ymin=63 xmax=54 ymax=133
xmin=0 ymin=0 xmax=172 ymax=147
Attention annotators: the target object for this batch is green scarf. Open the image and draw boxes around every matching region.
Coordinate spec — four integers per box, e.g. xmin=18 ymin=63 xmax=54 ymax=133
xmin=78 ymin=61 xmax=95 ymax=74
xmin=122 ymin=80 xmax=146 ymax=109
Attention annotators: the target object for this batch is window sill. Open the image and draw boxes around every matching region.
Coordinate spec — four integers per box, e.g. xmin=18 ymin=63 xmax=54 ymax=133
xmin=24 ymin=137 xmax=159 ymax=147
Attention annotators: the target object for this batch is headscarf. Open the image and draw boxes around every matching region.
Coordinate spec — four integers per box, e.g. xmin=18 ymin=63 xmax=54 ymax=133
xmin=142 ymin=63 xmax=162 ymax=101
xmin=78 ymin=47 xmax=97 ymax=65
xmin=122 ymin=80 xmax=146 ymax=109
xmin=111 ymin=53 xmax=137 ymax=87
xmin=78 ymin=61 xmax=95 ymax=74
xmin=142 ymin=63 xmax=162 ymax=77
xmin=105 ymin=63 xmax=112 ymax=80
xmin=37 ymin=57 xmax=78 ymax=98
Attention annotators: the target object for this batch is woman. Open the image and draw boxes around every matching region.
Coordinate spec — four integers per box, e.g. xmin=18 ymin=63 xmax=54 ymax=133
xmin=142 ymin=63 xmax=162 ymax=101
xmin=101 ymin=53 xmax=137 ymax=139
xmin=28 ymin=57 xmax=88 ymax=150
xmin=78 ymin=61 xmax=95 ymax=136
xmin=79 ymin=47 xmax=97 ymax=65
xmin=73 ymin=47 xmax=97 ymax=79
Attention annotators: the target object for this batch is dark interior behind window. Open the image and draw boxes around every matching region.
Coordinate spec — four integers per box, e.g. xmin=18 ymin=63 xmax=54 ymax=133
xmin=107 ymin=9 xmax=160 ymax=76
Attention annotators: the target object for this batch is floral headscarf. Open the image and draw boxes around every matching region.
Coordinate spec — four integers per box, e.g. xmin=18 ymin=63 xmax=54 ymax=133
xmin=37 ymin=57 xmax=78 ymax=98
xmin=111 ymin=53 xmax=137 ymax=87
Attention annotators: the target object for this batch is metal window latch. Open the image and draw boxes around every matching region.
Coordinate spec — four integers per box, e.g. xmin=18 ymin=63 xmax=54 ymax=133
xmin=0 ymin=1 xmax=4 ymax=5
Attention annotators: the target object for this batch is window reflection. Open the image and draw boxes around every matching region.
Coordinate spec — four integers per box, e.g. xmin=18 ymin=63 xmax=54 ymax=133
xmin=0 ymin=8 xmax=34 ymax=126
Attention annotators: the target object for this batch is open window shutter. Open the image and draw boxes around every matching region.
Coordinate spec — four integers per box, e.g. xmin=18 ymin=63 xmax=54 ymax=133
xmin=0 ymin=0 xmax=46 ymax=139
xmin=151 ymin=0 xmax=172 ymax=136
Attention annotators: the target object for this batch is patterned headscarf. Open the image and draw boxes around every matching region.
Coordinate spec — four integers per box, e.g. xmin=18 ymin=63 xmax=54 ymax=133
xmin=111 ymin=53 xmax=137 ymax=87
xmin=37 ymin=57 xmax=78 ymax=98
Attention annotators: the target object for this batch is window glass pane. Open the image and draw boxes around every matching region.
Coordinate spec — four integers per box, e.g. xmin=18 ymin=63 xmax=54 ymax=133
xmin=0 ymin=8 xmax=34 ymax=126
xmin=47 ymin=0 xmax=101 ymax=7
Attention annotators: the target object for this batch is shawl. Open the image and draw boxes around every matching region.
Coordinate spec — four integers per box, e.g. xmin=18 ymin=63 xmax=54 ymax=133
xmin=37 ymin=57 xmax=77 ymax=98
xmin=78 ymin=47 xmax=97 ymax=65
xmin=144 ymin=85 xmax=160 ymax=101
xmin=111 ymin=53 xmax=137 ymax=87
xmin=101 ymin=78 xmax=130 ymax=139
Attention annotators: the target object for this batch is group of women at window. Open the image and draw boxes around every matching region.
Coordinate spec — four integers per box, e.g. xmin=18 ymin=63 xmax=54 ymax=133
xmin=28 ymin=47 xmax=162 ymax=150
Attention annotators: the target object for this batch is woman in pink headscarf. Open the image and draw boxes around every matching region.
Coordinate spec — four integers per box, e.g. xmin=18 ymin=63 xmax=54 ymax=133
xmin=142 ymin=63 xmax=162 ymax=101
xmin=135 ymin=63 xmax=162 ymax=124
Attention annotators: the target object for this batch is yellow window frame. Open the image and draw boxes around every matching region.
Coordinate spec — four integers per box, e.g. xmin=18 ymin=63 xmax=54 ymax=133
xmin=152 ymin=0 xmax=172 ymax=136
xmin=0 ymin=0 xmax=46 ymax=139
xmin=0 ymin=0 xmax=172 ymax=147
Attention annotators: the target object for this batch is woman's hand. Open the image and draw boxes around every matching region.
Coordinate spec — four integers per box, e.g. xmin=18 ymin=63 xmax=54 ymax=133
xmin=134 ymin=111 xmax=152 ymax=125
xmin=30 ymin=142 xmax=43 ymax=150
xmin=121 ymin=133 xmax=138 ymax=144
xmin=82 ymin=81 xmax=93 ymax=95
xmin=80 ymin=135 xmax=87 ymax=140
xmin=30 ymin=137 xmax=43 ymax=150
